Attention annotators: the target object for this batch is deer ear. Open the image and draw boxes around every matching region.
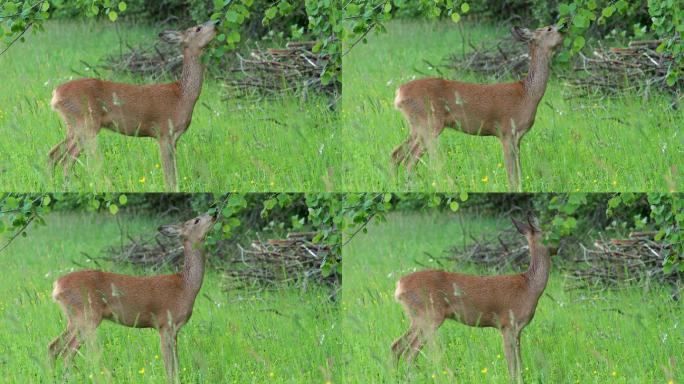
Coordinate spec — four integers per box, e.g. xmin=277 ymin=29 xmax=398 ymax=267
xmin=511 ymin=217 xmax=531 ymax=235
xmin=159 ymin=30 xmax=183 ymax=44
xmin=526 ymin=213 xmax=541 ymax=233
xmin=158 ymin=224 xmax=182 ymax=237
xmin=511 ymin=27 xmax=533 ymax=42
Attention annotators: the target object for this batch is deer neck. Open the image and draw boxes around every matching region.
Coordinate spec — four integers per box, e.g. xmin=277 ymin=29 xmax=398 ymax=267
xmin=180 ymin=238 xmax=206 ymax=298
xmin=521 ymin=44 xmax=552 ymax=105
xmin=178 ymin=47 xmax=205 ymax=113
xmin=522 ymin=239 xmax=550 ymax=295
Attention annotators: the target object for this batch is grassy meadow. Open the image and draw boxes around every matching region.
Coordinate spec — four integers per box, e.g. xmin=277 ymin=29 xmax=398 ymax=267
xmin=341 ymin=211 xmax=683 ymax=383
xmin=0 ymin=212 xmax=339 ymax=383
xmin=338 ymin=20 xmax=684 ymax=192
xmin=0 ymin=20 xmax=337 ymax=192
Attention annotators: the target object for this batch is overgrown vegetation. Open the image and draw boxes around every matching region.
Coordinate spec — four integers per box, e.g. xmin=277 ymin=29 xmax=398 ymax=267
xmin=341 ymin=211 xmax=682 ymax=383
xmin=339 ymin=20 xmax=683 ymax=191
xmin=0 ymin=212 xmax=339 ymax=383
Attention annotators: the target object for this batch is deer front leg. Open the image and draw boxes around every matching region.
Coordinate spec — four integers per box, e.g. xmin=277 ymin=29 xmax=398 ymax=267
xmin=158 ymin=137 xmax=179 ymax=192
xmin=501 ymin=136 xmax=521 ymax=192
xmin=501 ymin=326 xmax=523 ymax=383
xmin=160 ymin=326 xmax=180 ymax=384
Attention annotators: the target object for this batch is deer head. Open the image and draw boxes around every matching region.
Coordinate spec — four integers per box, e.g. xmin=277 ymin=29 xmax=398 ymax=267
xmin=158 ymin=213 xmax=217 ymax=242
xmin=511 ymin=25 xmax=563 ymax=52
xmin=159 ymin=20 xmax=219 ymax=53
xmin=511 ymin=212 xmax=541 ymax=238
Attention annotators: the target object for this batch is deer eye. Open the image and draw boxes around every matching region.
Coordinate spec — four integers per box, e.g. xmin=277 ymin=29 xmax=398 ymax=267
xmin=196 ymin=27 xmax=202 ymax=32
xmin=194 ymin=218 xmax=200 ymax=224
xmin=547 ymin=27 xmax=552 ymax=31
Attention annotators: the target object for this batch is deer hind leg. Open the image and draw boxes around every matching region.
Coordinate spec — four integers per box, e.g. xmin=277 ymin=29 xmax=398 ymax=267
xmin=48 ymin=325 xmax=77 ymax=367
xmin=160 ymin=325 xmax=180 ymax=384
xmin=61 ymin=114 xmax=101 ymax=179
xmin=158 ymin=136 xmax=179 ymax=192
xmin=405 ymin=119 xmax=445 ymax=174
xmin=59 ymin=310 xmax=102 ymax=366
xmin=391 ymin=132 xmax=417 ymax=168
xmin=391 ymin=324 xmax=419 ymax=362
xmin=48 ymin=138 xmax=69 ymax=178
xmin=403 ymin=314 xmax=445 ymax=364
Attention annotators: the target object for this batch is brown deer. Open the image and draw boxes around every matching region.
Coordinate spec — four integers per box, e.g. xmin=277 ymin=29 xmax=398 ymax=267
xmin=48 ymin=21 xmax=218 ymax=191
xmin=391 ymin=26 xmax=562 ymax=191
xmin=391 ymin=214 xmax=549 ymax=383
xmin=48 ymin=214 xmax=217 ymax=383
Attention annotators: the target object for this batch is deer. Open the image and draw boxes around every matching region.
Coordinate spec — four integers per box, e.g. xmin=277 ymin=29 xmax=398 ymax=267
xmin=391 ymin=214 xmax=549 ymax=383
xmin=48 ymin=20 xmax=218 ymax=191
xmin=391 ymin=26 xmax=563 ymax=191
xmin=48 ymin=213 xmax=217 ymax=383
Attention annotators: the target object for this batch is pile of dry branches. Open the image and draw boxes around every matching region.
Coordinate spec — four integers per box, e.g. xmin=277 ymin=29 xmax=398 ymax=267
xmin=443 ymin=228 xmax=681 ymax=289
xmin=562 ymin=40 xmax=682 ymax=97
xmin=222 ymin=41 xmax=337 ymax=99
xmin=568 ymin=231 xmax=682 ymax=288
xmin=101 ymin=39 xmax=336 ymax=99
xmin=442 ymin=228 xmax=530 ymax=271
xmin=443 ymin=37 xmax=681 ymax=98
xmin=442 ymin=37 xmax=529 ymax=79
xmin=222 ymin=232 xmax=338 ymax=292
xmin=103 ymin=231 xmax=189 ymax=269
xmin=101 ymin=41 xmax=183 ymax=80
xmin=102 ymin=230 xmax=337 ymax=292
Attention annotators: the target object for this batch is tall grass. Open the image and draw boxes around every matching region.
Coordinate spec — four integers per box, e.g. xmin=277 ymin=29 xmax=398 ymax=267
xmin=0 ymin=213 xmax=338 ymax=383
xmin=338 ymin=20 xmax=683 ymax=192
xmin=341 ymin=211 xmax=683 ymax=383
xmin=0 ymin=20 xmax=337 ymax=192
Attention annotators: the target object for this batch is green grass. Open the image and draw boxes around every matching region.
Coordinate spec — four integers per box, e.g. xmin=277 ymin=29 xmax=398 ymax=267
xmin=337 ymin=20 xmax=684 ymax=192
xmin=0 ymin=212 xmax=338 ymax=383
xmin=341 ymin=211 xmax=683 ymax=383
xmin=0 ymin=20 xmax=337 ymax=192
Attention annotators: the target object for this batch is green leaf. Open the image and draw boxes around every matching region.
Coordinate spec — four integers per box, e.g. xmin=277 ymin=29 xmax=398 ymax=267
xmin=461 ymin=3 xmax=470 ymax=13
xmin=264 ymin=6 xmax=277 ymax=19
xmin=118 ymin=194 xmax=127 ymax=205
xmin=109 ymin=204 xmax=119 ymax=215
xmin=459 ymin=192 xmax=469 ymax=202
xmin=573 ymin=36 xmax=585 ymax=51
xmin=108 ymin=11 xmax=118 ymax=22
xmin=118 ymin=2 xmax=127 ymax=11
xmin=226 ymin=30 xmax=241 ymax=43
xmin=601 ymin=5 xmax=615 ymax=18
xmin=449 ymin=201 xmax=459 ymax=212
xmin=263 ymin=198 xmax=277 ymax=210
xmin=450 ymin=12 xmax=461 ymax=23
xmin=41 ymin=2 xmax=50 ymax=11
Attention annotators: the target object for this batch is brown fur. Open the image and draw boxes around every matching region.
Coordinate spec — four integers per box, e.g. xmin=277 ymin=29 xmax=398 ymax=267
xmin=391 ymin=26 xmax=563 ymax=191
xmin=48 ymin=214 xmax=216 ymax=383
xmin=48 ymin=21 xmax=217 ymax=191
xmin=391 ymin=215 xmax=550 ymax=383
